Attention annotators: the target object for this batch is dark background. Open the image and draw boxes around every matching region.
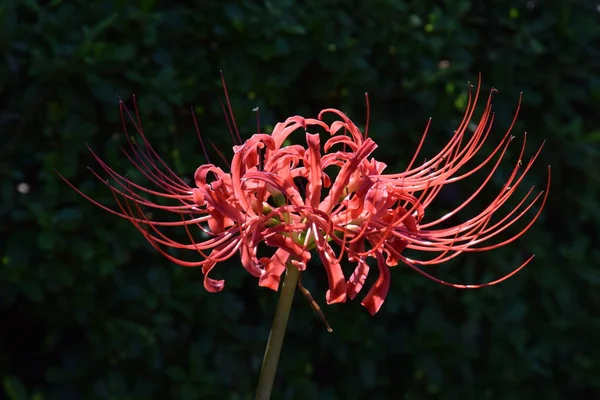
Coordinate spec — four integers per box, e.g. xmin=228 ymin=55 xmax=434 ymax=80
xmin=1 ymin=0 xmax=599 ymax=399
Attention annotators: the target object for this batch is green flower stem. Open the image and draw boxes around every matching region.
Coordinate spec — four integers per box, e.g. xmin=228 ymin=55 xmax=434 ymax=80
xmin=255 ymin=264 xmax=300 ymax=400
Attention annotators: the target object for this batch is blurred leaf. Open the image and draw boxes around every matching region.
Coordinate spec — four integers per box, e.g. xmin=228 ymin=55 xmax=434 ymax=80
xmin=2 ymin=375 xmax=27 ymax=400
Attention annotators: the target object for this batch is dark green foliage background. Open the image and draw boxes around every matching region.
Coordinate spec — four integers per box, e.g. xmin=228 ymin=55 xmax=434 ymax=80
xmin=1 ymin=0 xmax=599 ymax=399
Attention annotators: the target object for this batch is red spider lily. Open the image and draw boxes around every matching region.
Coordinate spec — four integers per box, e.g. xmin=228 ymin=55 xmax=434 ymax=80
xmin=59 ymin=78 xmax=549 ymax=316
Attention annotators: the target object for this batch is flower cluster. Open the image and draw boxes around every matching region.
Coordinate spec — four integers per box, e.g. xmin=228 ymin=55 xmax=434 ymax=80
xmin=61 ymin=81 xmax=549 ymax=315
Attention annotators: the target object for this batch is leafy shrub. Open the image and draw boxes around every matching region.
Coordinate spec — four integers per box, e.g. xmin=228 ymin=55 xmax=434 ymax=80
xmin=1 ymin=0 xmax=598 ymax=398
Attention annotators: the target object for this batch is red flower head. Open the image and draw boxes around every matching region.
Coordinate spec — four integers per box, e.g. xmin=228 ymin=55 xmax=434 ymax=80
xmin=60 ymin=78 xmax=549 ymax=316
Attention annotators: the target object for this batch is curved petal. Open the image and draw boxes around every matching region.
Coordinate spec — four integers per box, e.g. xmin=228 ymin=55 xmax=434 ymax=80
xmin=360 ymin=251 xmax=391 ymax=315
xmin=258 ymin=249 xmax=289 ymax=290
xmin=316 ymin=244 xmax=347 ymax=305
xmin=305 ymin=133 xmax=323 ymax=208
